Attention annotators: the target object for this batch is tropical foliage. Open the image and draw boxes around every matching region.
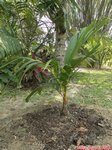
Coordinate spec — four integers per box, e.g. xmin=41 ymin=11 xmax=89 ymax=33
xmin=0 ymin=0 xmax=111 ymax=115
xmin=84 ymin=34 xmax=112 ymax=68
xmin=7 ymin=18 xmax=107 ymax=115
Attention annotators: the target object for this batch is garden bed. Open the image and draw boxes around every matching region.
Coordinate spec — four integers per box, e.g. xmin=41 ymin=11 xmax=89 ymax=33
xmin=23 ymin=104 xmax=111 ymax=150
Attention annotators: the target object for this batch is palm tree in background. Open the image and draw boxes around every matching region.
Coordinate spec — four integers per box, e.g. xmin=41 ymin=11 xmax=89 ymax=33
xmin=36 ymin=0 xmax=79 ymax=66
xmin=0 ymin=0 xmax=112 ymax=61
xmin=74 ymin=0 xmax=112 ymax=28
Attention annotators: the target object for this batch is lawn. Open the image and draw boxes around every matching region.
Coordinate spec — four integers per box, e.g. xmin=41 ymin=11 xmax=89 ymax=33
xmin=70 ymin=69 xmax=112 ymax=108
xmin=0 ymin=69 xmax=112 ymax=109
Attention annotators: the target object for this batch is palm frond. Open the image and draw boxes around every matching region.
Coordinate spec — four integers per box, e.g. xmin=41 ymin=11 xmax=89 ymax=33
xmin=64 ymin=18 xmax=108 ymax=67
xmin=0 ymin=28 xmax=23 ymax=59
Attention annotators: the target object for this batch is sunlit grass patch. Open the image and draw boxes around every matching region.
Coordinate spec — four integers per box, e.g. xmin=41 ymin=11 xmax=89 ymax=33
xmin=71 ymin=70 xmax=112 ymax=108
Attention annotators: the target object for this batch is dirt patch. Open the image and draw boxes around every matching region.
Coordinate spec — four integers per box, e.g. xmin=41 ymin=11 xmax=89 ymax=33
xmin=0 ymin=117 xmax=45 ymax=150
xmin=0 ymin=103 xmax=111 ymax=150
xmin=23 ymin=104 xmax=111 ymax=150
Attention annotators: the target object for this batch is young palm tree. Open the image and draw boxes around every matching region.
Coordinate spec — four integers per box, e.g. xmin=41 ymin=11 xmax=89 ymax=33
xmin=0 ymin=1 xmax=108 ymax=115
xmin=0 ymin=18 xmax=108 ymax=115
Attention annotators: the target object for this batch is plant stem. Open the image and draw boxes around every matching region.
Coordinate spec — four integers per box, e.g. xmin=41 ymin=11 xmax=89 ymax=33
xmin=61 ymin=86 xmax=69 ymax=115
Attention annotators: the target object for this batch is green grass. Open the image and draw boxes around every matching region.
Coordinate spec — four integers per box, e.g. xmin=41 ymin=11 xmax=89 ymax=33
xmin=0 ymin=69 xmax=112 ymax=109
xmin=70 ymin=70 xmax=112 ymax=108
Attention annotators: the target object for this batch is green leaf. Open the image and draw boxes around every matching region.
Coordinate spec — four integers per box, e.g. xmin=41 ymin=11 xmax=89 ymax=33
xmin=0 ymin=75 xmax=8 ymax=83
xmin=18 ymin=62 xmax=41 ymax=85
xmin=0 ymin=28 xmax=23 ymax=59
xmin=71 ymin=44 xmax=100 ymax=67
xmin=50 ymin=60 xmax=60 ymax=78
xmin=25 ymin=87 xmax=42 ymax=102
xmin=64 ymin=18 xmax=108 ymax=67
xmin=70 ymin=0 xmax=81 ymax=10
xmin=63 ymin=65 xmax=72 ymax=75
xmin=44 ymin=59 xmax=52 ymax=70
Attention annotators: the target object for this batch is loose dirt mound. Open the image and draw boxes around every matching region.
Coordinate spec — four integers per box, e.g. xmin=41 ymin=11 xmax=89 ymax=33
xmin=23 ymin=104 xmax=111 ymax=150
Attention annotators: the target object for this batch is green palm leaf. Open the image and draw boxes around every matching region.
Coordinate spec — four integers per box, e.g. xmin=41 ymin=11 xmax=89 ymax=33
xmin=0 ymin=28 xmax=23 ymax=59
xmin=64 ymin=18 xmax=108 ymax=67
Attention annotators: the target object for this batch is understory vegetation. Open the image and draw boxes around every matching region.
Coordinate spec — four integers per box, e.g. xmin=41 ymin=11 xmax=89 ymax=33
xmin=0 ymin=70 xmax=111 ymax=109
xmin=0 ymin=1 xmax=112 ymax=148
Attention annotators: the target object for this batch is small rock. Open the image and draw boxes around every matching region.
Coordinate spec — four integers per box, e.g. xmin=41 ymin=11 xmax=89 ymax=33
xmin=98 ymin=123 xmax=105 ymax=127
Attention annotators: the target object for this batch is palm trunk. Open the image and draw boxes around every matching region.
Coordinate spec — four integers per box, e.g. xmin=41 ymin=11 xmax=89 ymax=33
xmin=61 ymin=86 xmax=69 ymax=115
xmin=55 ymin=26 xmax=67 ymax=67
xmin=55 ymin=25 xmax=68 ymax=115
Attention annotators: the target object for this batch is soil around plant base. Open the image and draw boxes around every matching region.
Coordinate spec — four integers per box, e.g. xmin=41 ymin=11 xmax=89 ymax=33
xmin=0 ymin=103 xmax=111 ymax=150
xmin=23 ymin=104 xmax=111 ymax=150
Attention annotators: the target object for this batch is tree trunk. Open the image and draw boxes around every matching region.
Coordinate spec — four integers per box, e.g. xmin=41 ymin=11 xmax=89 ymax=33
xmin=61 ymin=86 xmax=69 ymax=115
xmin=55 ymin=26 xmax=67 ymax=67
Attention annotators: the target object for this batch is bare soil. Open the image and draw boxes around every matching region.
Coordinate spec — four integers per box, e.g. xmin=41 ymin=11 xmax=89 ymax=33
xmin=0 ymin=102 xmax=112 ymax=150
